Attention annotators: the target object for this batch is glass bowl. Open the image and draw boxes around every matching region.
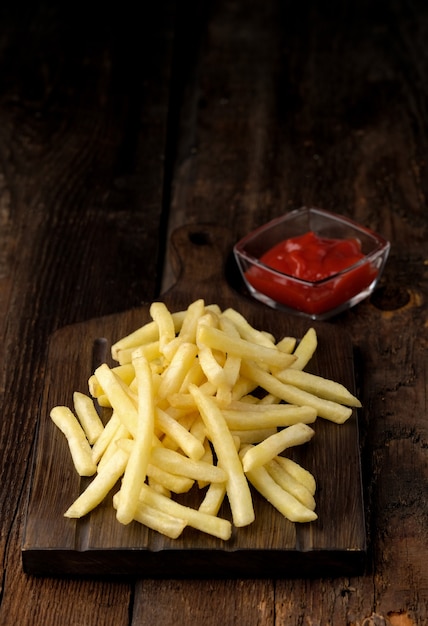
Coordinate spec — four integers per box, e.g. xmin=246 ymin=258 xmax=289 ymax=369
xmin=233 ymin=207 xmax=390 ymax=320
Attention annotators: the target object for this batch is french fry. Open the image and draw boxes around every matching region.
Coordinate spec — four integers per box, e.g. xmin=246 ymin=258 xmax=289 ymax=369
xmin=91 ymin=412 xmax=123 ymax=465
xmin=113 ymin=493 xmax=187 ymax=539
xmin=64 ymin=448 xmax=130 ymax=518
xmin=289 ymin=327 xmax=317 ymax=370
xmin=157 ymin=342 xmax=198 ymax=399
xmin=197 ymin=323 xmax=297 ymax=370
xmin=222 ymin=308 xmax=276 ymax=347
xmin=110 ymin=310 xmax=186 ymax=361
xmin=243 ymin=455 xmax=318 ymax=523
xmin=97 ymin=423 xmax=131 ymax=473
xmin=178 ymin=359 xmax=206 ymax=393
xmin=147 ymin=464 xmax=194 ymax=494
xmin=88 ymin=363 xmax=135 ymax=398
xmin=240 ymin=361 xmax=353 ymax=424
xmin=117 ymin=439 xmax=194 ymax=494
xmin=93 ymin=363 xmax=138 ymax=435
xmin=222 ymin=404 xmax=317 ymax=430
xmin=150 ymin=301 xmax=177 ymax=357
xmin=197 ymin=345 xmax=228 ymax=388
xmin=241 ymin=423 xmax=315 ymax=472
xmin=163 ymin=298 xmax=206 ymax=361
xmin=218 ymin=315 xmax=242 ymax=387
xmin=190 ymin=384 xmax=255 ymax=527
xmin=189 ymin=414 xmax=208 ymax=443
xmin=229 ymin=427 xmax=277 ymax=444
xmin=155 ymin=407 xmax=205 ymax=460
xmin=276 ymin=336 xmax=297 ymax=354
xmin=276 ymin=368 xmax=361 ymax=407
xmin=116 ymin=354 xmax=155 ymax=525
xmin=50 ymin=406 xmax=97 ymax=476
xmin=147 ymin=477 xmax=171 ymax=497
xmin=138 ymin=483 xmax=232 ymax=540
xmin=265 ymin=458 xmax=316 ymax=510
xmin=150 ymin=446 xmax=227 ymax=483
xmin=111 ymin=320 xmax=160 ymax=361
xmin=198 ymin=482 xmax=227 ymax=516
xmin=73 ymin=391 xmax=104 ymax=445
xmin=274 ymin=455 xmax=316 ymax=495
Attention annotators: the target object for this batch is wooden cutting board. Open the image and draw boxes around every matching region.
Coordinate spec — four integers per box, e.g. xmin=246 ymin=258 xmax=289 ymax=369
xmin=22 ymin=224 xmax=366 ymax=579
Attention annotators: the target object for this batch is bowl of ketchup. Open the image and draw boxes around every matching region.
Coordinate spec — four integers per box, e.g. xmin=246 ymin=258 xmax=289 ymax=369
xmin=233 ymin=207 xmax=390 ymax=320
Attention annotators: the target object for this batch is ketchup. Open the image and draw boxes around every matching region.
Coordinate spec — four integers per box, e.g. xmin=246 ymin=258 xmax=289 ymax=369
xmin=246 ymin=231 xmax=377 ymax=315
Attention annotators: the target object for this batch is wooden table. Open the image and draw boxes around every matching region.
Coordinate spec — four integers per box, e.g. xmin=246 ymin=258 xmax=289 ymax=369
xmin=1 ymin=0 xmax=427 ymax=623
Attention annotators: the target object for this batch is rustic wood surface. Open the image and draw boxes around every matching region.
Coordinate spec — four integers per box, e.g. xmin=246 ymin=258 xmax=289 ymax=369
xmin=0 ymin=0 xmax=427 ymax=624
xmin=22 ymin=224 xmax=365 ymax=580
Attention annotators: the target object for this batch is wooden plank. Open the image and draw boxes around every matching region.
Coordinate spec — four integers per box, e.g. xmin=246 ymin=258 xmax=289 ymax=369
xmin=0 ymin=1 xmax=177 ymax=624
xmin=22 ymin=224 xmax=366 ymax=578
xmin=165 ymin=0 xmax=428 ymax=619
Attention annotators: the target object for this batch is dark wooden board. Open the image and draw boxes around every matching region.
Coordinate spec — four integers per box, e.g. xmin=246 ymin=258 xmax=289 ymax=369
xmin=22 ymin=224 xmax=366 ymax=579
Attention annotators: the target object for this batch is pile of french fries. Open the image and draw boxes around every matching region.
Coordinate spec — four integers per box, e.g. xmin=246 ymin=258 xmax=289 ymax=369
xmin=50 ymin=299 xmax=361 ymax=540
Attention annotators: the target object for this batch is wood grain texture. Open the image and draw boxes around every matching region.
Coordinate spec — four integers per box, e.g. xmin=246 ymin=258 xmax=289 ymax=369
xmin=1 ymin=0 xmax=427 ymax=623
xmin=23 ymin=224 xmax=365 ymax=578
xmin=162 ymin=1 xmax=428 ymax=623
xmin=0 ymin=1 xmax=176 ymax=625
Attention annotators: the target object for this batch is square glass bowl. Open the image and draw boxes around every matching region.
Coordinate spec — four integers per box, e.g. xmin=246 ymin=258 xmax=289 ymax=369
xmin=233 ymin=207 xmax=390 ymax=320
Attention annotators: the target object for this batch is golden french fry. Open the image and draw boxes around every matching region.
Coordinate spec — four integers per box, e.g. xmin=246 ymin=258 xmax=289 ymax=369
xmin=289 ymin=327 xmax=317 ymax=370
xmin=163 ymin=298 xmax=206 ymax=361
xmin=265 ymin=458 xmax=316 ymax=510
xmin=196 ymin=438 xmax=214 ymax=489
xmin=167 ymin=382 xmax=217 ymax=410
xmin=111 ymin=322 xmax=158 ymax=360
xmin=231 ymin=376 xmax=258 ymax=401
xmin=147 ymin=477 xmax=171 ymax=497
xmin=110 ymin=310 xmax=186 ymax=361
xmin=241 ymin=423 xmax=315 ymax=472
xmin=276 ymin=368 xmax=361 ymax=407
xmin=221 ymin=308 xmax=276 ymax=347
xmin=190 ymin=415 xmax=208 ymax=443
xmin=274 ymin=455 xmax=316 ymax=495
xmin=148 ymin=464 xmax=194 ymax=494
xmin=64 ymin=448 xmax=130 ymax=518
xmin=178 ymin=359 xmax=206 ymax=393
xmin=222 ymin=404 xmax=317 ymax=430
xmin=115 ymin=343 xmax=161 ymax=367
xmin=50 ymin=406 xmax=97 ymax=476
xmin=150 ymin=301 xmax=177 ymax=357
xmin=113 ymin=493 xmax=186 ymax=539
xmin=243 ymin=457 xmax=318 ymax=523
xmin=218 ymin=315 xmax=242 ymax=387
xmin=155 ymin=407 xmax=205 ymax=460
xmin=229 ymin=427 xmax=277 ymax=444
xmin=97 ymin=424 xmax=131 ymax=473
xmin=198 ymin=482 xmax=227 ymax=516
xmin=190 ymin=384 xmax=255 ymax=527
xmin=150 ymin=446 xmax=227 ymax=483
xmin=116 ymin=354 xmax=155 ymax=525
xmin=197 ymin=323 xmax=296 ymax=370
xmin=276 ymin=336 xmax=297 ymax=354
xmin=138 ymin=483 xmax=232 ymax=540
xmin=240 ymin=361 xmax=353 ymax=424
xmin=88 ymin=363 xmax=135 ymax=398
xmin=118 ymin=438 xmax=194 ymax=493
xmin=73 ymin=391 xmax=104 ymax=444
xmin=93 ymin=363 xmax=138 ymax=435
xmin=157 ymin=342 xmax=198 ymax=399
xmin=91 ymin=412 xmax=122 ymax=465
xmin=257 ymin=393 xmax=281 ymax=405
xmin=197 ymin=345 xmax=227 ymax=388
